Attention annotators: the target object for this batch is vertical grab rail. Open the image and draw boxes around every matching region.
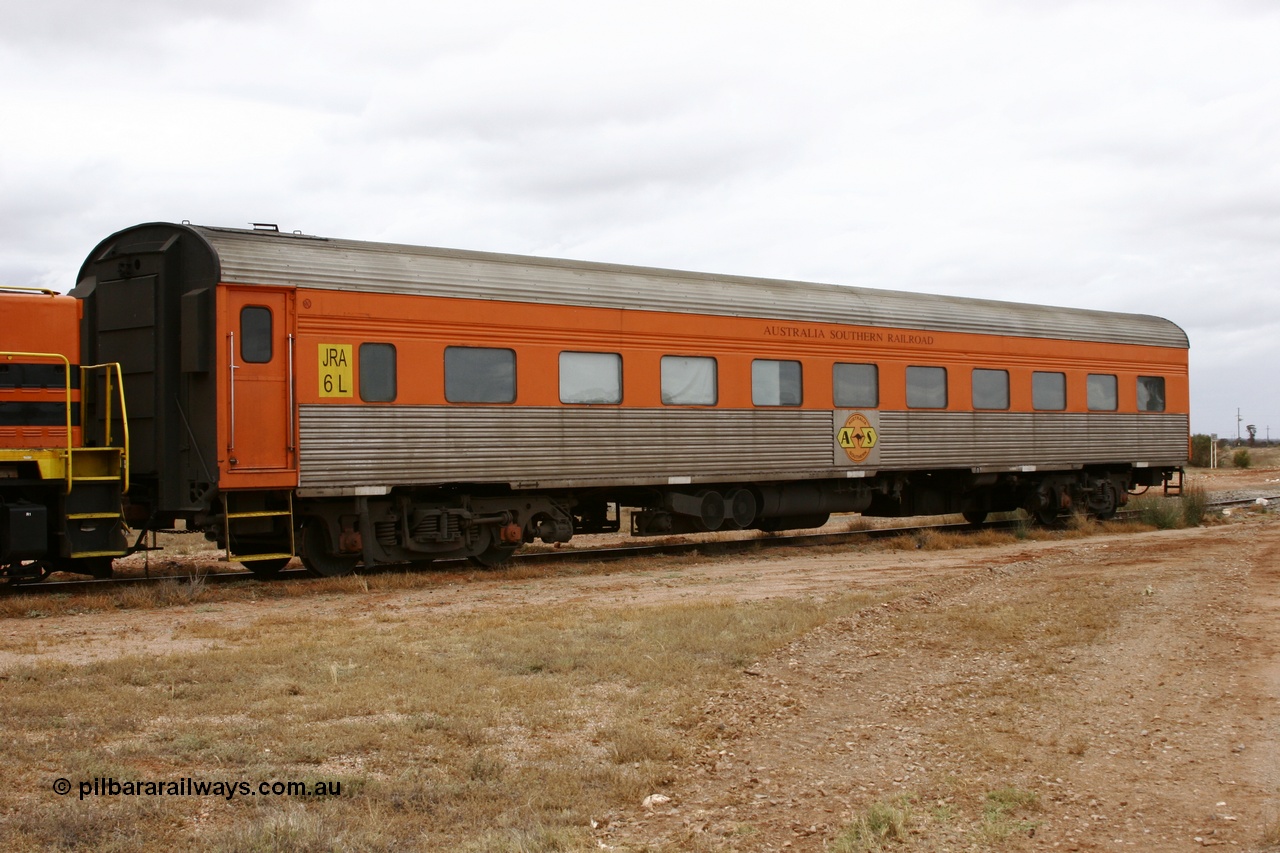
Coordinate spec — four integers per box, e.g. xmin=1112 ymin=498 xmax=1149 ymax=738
xmin=287 ymin=334 xmax=295 ymax=454
xmin=110 ymin=362 xmax=130 ymax=495
xmin=101 ymin=363 xmax=113 ymax=445
xmin=228 ymin=332 xmax=237 ymax=451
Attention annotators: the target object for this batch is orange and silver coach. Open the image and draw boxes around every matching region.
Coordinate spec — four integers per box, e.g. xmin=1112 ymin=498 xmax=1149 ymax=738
xmin=59 ymin=222 xmax=1190 ymax=578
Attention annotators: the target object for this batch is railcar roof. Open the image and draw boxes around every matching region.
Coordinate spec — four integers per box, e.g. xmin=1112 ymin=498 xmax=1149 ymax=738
xmin=153 ymin=224 xmax=1194 ymax=348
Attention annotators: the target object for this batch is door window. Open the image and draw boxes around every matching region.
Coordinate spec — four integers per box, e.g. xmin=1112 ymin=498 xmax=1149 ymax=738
xmin=240 ymin=306 xmax=273 ymax=363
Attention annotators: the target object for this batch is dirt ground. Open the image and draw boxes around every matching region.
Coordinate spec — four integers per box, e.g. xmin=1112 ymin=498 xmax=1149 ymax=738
xmin=3 ymin=463 xmax=1280 ymax=851
xmin=601 ymin=465 xmax=1280 ymax=852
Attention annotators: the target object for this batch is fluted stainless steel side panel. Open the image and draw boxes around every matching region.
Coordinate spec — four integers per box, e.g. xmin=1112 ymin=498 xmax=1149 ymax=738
xmin=298 ymin=406 xmax=837 ymax=490
xmin=876 ymin=412 xmax=1188 ymax=468
xmin=298 ymin=406 xmax=1187 ymax=491
xmin=193 ymin=226 xmax=1188 ymax=348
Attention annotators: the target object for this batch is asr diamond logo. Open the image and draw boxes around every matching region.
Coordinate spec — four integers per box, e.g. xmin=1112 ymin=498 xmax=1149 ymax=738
xmin=837 ymin=412 xmax=878 ymax=463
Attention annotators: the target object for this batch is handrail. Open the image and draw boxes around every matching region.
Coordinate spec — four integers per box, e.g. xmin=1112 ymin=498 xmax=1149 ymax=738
xmin=0 ymin=351 xmax=130 ymax=496
xmin=0 ymin=286 xmax=60 ymax=296
xmin=0 ymin=350 xmax=74 ymax=493
xmin=228 ymin=332 xmax=237 ymax=450
xmin=81 ymin=362 xmax=131 ymax=495
xmin=287 ymin=334 xmax=296 ymax=453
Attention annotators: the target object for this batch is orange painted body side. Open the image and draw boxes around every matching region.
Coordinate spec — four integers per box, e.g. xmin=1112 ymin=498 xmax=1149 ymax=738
xmin=213 ymin=284 xmax=1188 ymax=489
xmin=0 ymin=291 xmax=83 ymax=449
xmin=288 ymin=287 xmax=1189 ymax=415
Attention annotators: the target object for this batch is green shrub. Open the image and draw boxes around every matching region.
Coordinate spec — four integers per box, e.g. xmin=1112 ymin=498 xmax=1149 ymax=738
xmin=1132 ymin=494 xmax=1181 ymax=530
xmin=1181 ymin=483 xmax=1207 ymax=528
xmin=1233 ymin=449 xmax=1252 ymax=469
xmin=1190 ymin=434 xmax=1213 ymax=467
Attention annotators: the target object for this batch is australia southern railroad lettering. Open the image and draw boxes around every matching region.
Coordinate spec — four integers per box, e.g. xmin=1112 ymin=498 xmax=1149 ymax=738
xmin=763 ymin=325 xmax=935 ymax=346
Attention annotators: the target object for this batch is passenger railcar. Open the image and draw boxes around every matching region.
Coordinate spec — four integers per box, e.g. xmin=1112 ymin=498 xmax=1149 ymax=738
xmin=2 ymin=222 xmax=1188 ymax=580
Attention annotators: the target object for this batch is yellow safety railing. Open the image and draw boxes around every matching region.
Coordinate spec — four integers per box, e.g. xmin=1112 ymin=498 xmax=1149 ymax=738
xmin=1 ymin=350 xmax=74 ymax=493
xmin=0 ymin=351 xmax=129 ymax=495
xmin=82 ymin=361 xmax=131 ymax=495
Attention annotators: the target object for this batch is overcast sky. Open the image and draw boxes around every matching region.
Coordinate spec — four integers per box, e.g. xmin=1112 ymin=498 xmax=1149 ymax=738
xmin=2 ymin=0 xmax=1277 ymax=440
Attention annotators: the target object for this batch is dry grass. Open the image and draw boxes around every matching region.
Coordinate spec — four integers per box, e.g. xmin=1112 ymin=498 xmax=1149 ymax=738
xmin=831 ymin=797 xmax=912 ymax=852
xmin=872 ymin=513 xmax=1130 ymax=555
xmin=1260 ymin=811 xmax=1280 ymax=850
xmin=0 ymin=552 xmax=663 ymax=620
xmin=1124 ymin=482 xmax=1212 ymax=530
xmin=1 ymin=499 xmax=1240 ymax=850
xmin=0 ymin=592 xmax=876 ymax=851
xmin=866 ymin=561 xmax=1130 ymax=827
xmin=1189 ymin=444 xmax=1280 ymax=471
xmin=978 ymin=786 xmax=1042 ymax=844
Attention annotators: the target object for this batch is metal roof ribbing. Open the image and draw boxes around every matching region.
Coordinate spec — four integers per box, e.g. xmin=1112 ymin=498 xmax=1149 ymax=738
xmin=193 ymin=225 xmax=1188 ymax=349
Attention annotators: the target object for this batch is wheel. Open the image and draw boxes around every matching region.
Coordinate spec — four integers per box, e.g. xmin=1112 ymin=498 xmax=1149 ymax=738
xmin=754 ymin=513 xmax=831 ymax=533
xmin=5 ymin=561 xmax=51 ymax=585
xmin=1032 ymin=507 xmax=1062 ymax=527
xmin=467 ymin=531 xmax=518 ymax=568
xmin=300 ymin=519 xmax=359 ymax=578
xmin=726 ymin=488 xmax=758 ymax=529
xmin=961 ymin=510 xmax=988 ymax=526
xmin=1092 ymin=484 xmax=1119 ymax=521
xmin=244 ymin=557 xmax=291 ymax=578
xmin=74 ymin=557 xmax=114 ymax=579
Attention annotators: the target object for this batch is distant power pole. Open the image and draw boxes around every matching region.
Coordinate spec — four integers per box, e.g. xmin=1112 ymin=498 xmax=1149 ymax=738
xmin=1237 ymin=408 xmax=1242 ymax=443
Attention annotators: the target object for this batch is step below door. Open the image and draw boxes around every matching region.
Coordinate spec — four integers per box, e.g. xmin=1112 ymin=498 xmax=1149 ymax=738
xmin=223 ymin=288 xmax=296 ymax=488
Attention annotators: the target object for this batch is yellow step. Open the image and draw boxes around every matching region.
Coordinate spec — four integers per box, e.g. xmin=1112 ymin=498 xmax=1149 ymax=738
xmin=226 ymin=509 xmax=293 ymax=519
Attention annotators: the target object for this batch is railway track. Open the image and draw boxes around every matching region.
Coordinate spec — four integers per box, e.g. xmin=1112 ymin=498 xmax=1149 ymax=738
xmin=7 ymin=519 xmax=963 ymax=596
xmin=7 ymin=495 xmax=1276 ymax=597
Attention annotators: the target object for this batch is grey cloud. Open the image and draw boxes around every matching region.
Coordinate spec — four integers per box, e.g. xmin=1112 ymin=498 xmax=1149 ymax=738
xmin=0 ymin=0 xmax=301 ymax=47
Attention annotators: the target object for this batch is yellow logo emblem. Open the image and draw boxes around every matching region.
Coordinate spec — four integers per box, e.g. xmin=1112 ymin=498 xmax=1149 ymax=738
xmin=837 ymin=413 xmax=878 ymax=463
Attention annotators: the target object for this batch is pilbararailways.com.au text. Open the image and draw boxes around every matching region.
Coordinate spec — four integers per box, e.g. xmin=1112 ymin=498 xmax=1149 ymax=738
xmin=54 ymin=777 xmax=342 ymax=801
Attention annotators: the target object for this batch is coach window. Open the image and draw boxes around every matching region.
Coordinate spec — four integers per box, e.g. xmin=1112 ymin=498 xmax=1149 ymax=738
xmin=359 ymin=343 xmax=397 ymax=402
xmin=972 ymin=368 xmax=1009 ymax=410
xmin=833 ymin=363 xmax=878 ymax=408
xmin=1087 ymin=373 xmax=1118 ymax=411
xmin=661 ymin=355 xmax=717 ymax=405
xmin=240 ymin=306 xmax=272 ymax=363
xmin=560 ymin=351 xmax=622 ymax=404
xmin=752 ymin=359 xmax=802 ymax=406
xmin=445 ymin=346 xmax=516 ymax=403
xmin=905 ymin=366 xmax=947 ymax=409
xmin=1032 ymin=371 xmax=1066 ymax=410
xmin=1137 ymin=376 xmax=1166 ymax=412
